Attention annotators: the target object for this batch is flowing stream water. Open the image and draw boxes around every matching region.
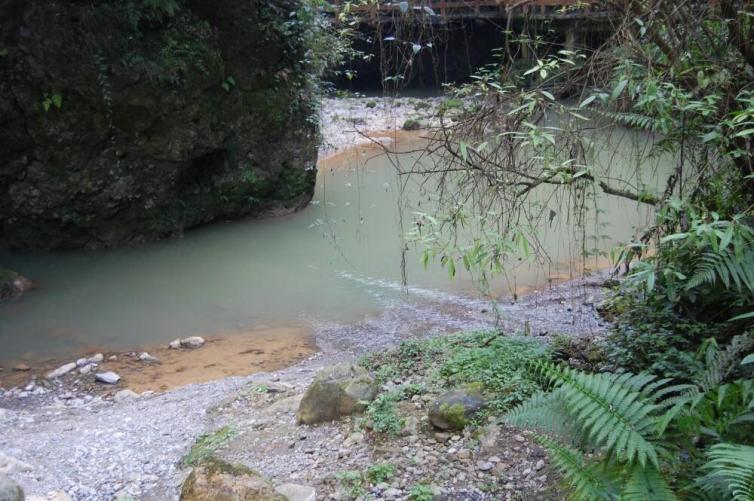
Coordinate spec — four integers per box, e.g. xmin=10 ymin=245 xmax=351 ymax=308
xmin=0 ymin=132 xmax=668 ymax=364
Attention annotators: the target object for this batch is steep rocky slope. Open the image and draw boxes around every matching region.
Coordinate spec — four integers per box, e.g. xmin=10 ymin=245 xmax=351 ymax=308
xmin=0 ymin=0 xmax=318 ymax=250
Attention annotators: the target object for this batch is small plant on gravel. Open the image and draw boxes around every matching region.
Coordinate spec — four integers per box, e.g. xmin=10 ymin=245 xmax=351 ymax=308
xmin=414 ymin=101 xmax=431 ymax=111
xmin=366 ymin=463 xmax=396 ymax=484
xmin=336 ymin=470 xmax=366 ymax=499
xmin=365 ymin=99 xmax=377 ymax=108
xmin=402 ymin=118 xmax=421 ymax=130
xmin=363 ymin=391 xmax=404 ymax=436
xmin=374 ymin=363 xmax=400 ymax=385
xmin=180 ymin=425 xmax=235 ymax=466
xmin=408 ymin=484 xmax=434 ymax=501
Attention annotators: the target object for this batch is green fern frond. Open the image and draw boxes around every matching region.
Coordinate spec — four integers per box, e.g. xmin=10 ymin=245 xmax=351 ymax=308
xmin=533 ymin=433 xmax=618 ymax=501
xmin=620 ymin=464 xmax=678 ymax=501
xmin=698 ymin=443 xmax=754 ymax=500
xmin=535 ymin=363 xmax=664 ymax=468
xmin=504 ymin=389 xmax=581 ymax=440
xmin=686 ymin=248 xmax=754 ymax=297
xmin=696 ymin=334 xmax=754 ymax=393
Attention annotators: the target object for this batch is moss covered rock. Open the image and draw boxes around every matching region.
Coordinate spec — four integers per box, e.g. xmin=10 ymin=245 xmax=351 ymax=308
xmin=0 ymin=0 xmax=318 ymax=250
xmin=297 ymin=364 xmax=378 ymax=425
xmin=428 ymin=387 xmax=485 ymax=430
xmin=179 ymin=457 xmax=285 ymax=501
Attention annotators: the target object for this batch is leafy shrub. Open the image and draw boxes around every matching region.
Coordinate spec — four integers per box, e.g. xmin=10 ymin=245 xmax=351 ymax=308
xmin=366 ymin=463 xmax=396 ymax=484
xmin=402 ymin=118 xmax=421 ymax=130
xmin=365 ymin=99 xmax=377 ymax=108
xmin=439 ymin=334 xmax=547 ymax=412
xmin=363 ymin=391 xmax=404 ymax=436
xmin=602 ymin=289 xmax=716 ymax=378
xmin=408 ymin=484 xmax=434 ymax=501
xmin=336 ymin=470 xmax=365 ymax=499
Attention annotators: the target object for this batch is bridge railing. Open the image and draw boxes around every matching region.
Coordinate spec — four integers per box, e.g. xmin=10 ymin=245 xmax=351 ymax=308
xmin=328 ymin=0 xmax=600 ymax=19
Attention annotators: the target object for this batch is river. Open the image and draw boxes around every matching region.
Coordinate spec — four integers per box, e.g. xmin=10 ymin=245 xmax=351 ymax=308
xmin=0 ymin=130 xmax=666 ymax=364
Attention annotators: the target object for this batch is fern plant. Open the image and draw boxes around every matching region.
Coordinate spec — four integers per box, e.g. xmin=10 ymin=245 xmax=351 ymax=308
xmin=505 ymin=338 xmax=754 ymax=500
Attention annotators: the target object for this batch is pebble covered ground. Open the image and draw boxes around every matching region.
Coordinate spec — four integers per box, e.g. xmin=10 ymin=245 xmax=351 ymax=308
xmin=0 ymin=272 xmax=608 ymax=500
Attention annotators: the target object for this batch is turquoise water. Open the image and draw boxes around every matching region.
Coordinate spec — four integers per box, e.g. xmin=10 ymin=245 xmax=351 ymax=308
xmin=0 ymin=133 xmax=665 ymax=362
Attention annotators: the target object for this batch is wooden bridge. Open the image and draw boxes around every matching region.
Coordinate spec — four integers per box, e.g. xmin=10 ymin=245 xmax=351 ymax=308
xmin=329 ymin=0 xmax=605 ymax=21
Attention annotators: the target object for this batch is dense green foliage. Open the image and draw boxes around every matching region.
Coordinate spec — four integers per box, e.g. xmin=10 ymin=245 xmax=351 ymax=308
xmin=361 ymin=330 xmax=548 ymax=418
xmin=506 ymin=335 xmax=754 ymax=499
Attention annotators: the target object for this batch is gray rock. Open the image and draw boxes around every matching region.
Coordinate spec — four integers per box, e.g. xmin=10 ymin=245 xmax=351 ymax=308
xmin=428 ymin=387 xmax=485 ymax=430
xmin=477 ymin=461 xmax=494 ymax=471
xmin=180 ymin=336 xmax=205 ymax=349
xmin=95 ymin=371 xmax=121 ymax=385
xmin=168 ymin=338 xmax=181 ymax=349
xmin=89 ymin=353 xmax=104 ymax=363
xmin=26 ymin=491 xmax=72 ymax=501
xmin=296 ymin=364 xmax=378 ymax=424
xmin=179 ymin=458 xmax=283 ymax=500
xmin=79 ymin=365 xmax=92 ymax=375
xmin=75 ymin=358 xmax=89 ymax=367
xmin=479 ymin=424 xmax=500 ymax=453
xmin=114 ymin=389 xmax=139 ymax=402
xmin=275 ymin=483 xmax=315 ymax=501
xmin=0 ymin=474 xmax=23 ymax=501
xmin=45 ymin=362 xmax=76 ymax=379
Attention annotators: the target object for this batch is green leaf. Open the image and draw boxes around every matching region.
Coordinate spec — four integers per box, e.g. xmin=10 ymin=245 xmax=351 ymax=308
xmin=460 ymin=142 xmax=468 ymax=162
xmin=612 ymin=79 xmax=628 ymax=100
xmin=730 ymin=312 xmax=754 ymax=322
xmin=51 ymin=93 xmax=62 ymax=109
xmin=742 ymin=353 xmax=754 ymax=365
xmin=579 ymin=95 xmax=596 ymax=108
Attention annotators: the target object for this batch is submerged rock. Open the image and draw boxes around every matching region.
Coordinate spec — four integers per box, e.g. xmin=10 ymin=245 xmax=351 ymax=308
xmin=0 ymin=0 xmax=318 ymax=251
xmin=297 ymin=364 xmax=378 ymax=425
xmin=428 ymin=387 xmax=485 ymax=430
xmin=179 ymin=458 xmax=284 ymax=501
xmin=0 ymin=269 xmax=33 ymax=301
xmin=0 ymin=474 xmax=23 ymax=501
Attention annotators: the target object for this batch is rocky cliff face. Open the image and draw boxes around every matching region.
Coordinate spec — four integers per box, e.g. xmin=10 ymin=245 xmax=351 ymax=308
xmin=0 ymin=0 xmax=319 ymax=250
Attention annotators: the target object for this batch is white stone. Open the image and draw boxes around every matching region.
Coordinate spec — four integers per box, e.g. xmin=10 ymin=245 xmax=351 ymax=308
xmin=79 ymin=365 xmax=92 ymax=375
xmin=180 ymin=336 xmax=205 ymax=349
xmin=138 ymin=352 xmax=160 ymax=363
xmin=89 ymin=353 xmax=104 ymax=363
xmin=75 ymin=358 xmax=88 ymax=367
xmin=168 ymin=338 xmax=181 ymax=349
xmin=45 ymin=363 xmax=76 ymax=379
xmin=275 ymin=483 xmax=315 ymax=501
xmin=95 ymin=371 xmax=120 ymax=384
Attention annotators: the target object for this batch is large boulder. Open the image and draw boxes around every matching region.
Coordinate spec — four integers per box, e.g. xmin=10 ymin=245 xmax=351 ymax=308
xmin=297 ymin=364 xmax=378 ymax=425
xmin=0 ymin=474 xmax=23 ymax=501
xmin=0 ymin=0 xmax=318 ymax=250
xmin=180 ymin=458 xmax=285 ymax=501
xmin=428 ymin=387 xmax=485 ymax=430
